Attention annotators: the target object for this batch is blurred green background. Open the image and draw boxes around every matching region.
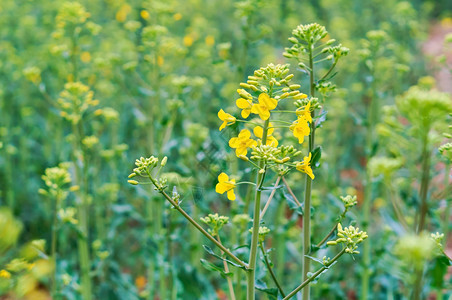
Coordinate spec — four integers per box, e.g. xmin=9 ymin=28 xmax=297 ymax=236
xmin=0 ymin=0 xmax=451 ymax=299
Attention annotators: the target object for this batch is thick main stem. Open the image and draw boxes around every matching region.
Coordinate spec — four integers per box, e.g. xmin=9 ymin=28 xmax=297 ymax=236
xmin=72 ymin=123 xmax=92 ymax=300
xmin=302 ymin=43 xmax=315 ymax=300
xmin=51 ymin=192 xmax=61 ymax=300
xmin=247 ymin=119 xmax=270 ymax=300
xmin=417 ymin=133 xmax=431 ymax=233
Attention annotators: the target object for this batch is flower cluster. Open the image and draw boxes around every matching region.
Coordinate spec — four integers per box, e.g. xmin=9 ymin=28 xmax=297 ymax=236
xmin=200 ymin=214 xmax=229 ymax=237
xmin=214 ymin=63 xmax=319 ymax=199
xmin=393 ymin=233 xmax=436 ymax=270
xmin=248 ymin=226 xmax=271 ymax=243
xmin=327 ymin=224 xmax=368 ymax=254
xmin=128 ymin=156 xmax=168 ymax=191
xmin=439 ymin=142 xmax=452 ymax=160
xmin=38 ymin=165 xmax=72 ymax=201
xmin=58 ymin=82 xmax=99 ymax=125
xmin=430 ymin=232 xmax=445 ymax=252
xmin=340 ymin=195 xmax=358 ymax=209
xmin=130 ymin=156 xmax=160 ymax=176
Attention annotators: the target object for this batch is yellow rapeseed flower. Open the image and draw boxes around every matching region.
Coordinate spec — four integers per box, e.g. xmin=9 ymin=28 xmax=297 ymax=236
xmin=173 ymin=13 xmax=182 ymax=21
xmin=0 ymin=269 xmax=11 ymax=279
xmin=229 ymin=129 xmax=257 ymax=156
xmin=218 ymin=109 xmax=236 ymax=131
xmin=296 ymin=101 xmax=312 ymax=123
xmin=157 ymin=56 xmax=164 ymax=66
xmin=253 ymin=123 xmax=278 ymax=146
xmin=140 ymin=10 xmax=150 ymax=20
xmin=251 ymin=93 xmax=277 ymax=120
xmin=290 ymin=117 xmax=310 ymax=144
xmin=215 ymin=173 xmax=237 ymax=200
xmin=296 ymin=153 xmax=315 ymax=180
xmin=205 ymin=35 xmax=215 ymax=46
xmin=80 ymin=51 xmax=91 ymax=63
xmin=116 ymin=4 xmax=131 ymax=22
xmin=236 ymin=98 xmax=252 ymax=118
xmin=183 ymin=35 xmax=194 ymax=47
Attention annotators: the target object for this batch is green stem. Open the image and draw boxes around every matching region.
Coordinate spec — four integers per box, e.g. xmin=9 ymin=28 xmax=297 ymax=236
xmin=417 ymin=133 xmax=431 ymax=233
xmin=281 ymin=176 xmax=302 ymax=207
xmin=442 ymin=162 xmax=451 ymax=241
xmin=71 ymin=31 xmax=78 ymax=81
xmin=302 ymin=42 xmax=316 ymax=300
xmin=218 ymin=236 xmax=236 ymax=300
xmin=145 ymin=196 xmax=155 ymax=300
xmin=316 ymin=224 xmax=337 ymax=249
xmin=259 ymin=243 xmax=286 ymax=297
xmin=155 ymin=199 xmax=166 ymax=300
xmin=71 ymin=123 xmax=92 ymax=300
xmin=411 ymin=267 xmax=424 ymax=300
xmin=284 ymin=248 xmax=346 ymax=300
xmin=51 ymin=192 xmax=61 ymax=299
xmin=260 ymin=176 xmax=281 ymax=219
xmin=386 ymin=181 xmax=409 ymax=231
xmin=247 ymin=119 xmax=270 ymax=300
xmin=146 ymin=178 xmax=247 ymax=268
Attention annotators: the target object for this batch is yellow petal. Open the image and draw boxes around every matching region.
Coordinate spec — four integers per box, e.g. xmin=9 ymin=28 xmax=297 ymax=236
xmin=219 ymin=121 xmax=227 ymax=131
xmin=227 ymin=189 xmax=236 ymax=201
xmin=250 ymin=104 xmax=259 ymax=114
xmin=259 ymin=110 xmax=270 ymax=120
xmin=267 ymin=136 xmax=278 ymax=147
xmin=236 ymin=147 xmax=247 ymax=157
xmin=259 ymin=93 xmax=277 ymax=110
xmin=246 ymin=139 xmax=257 ymax=148
xmin=236 ymin=98 xmax=251 ymax=109
xmin=229 ymin=137 xmax=238 ymax=148
xmin=218 ymin=109 xmax=226 ymax=120
xmin=218 ymin=172 xmax=229 ymax=183
xmin=296 ymin=134 xmax=305 ymax=144
xmin=238 ymin=129 xmax=251 ymax=139
xmin=241 ymin=109 xmax=251 ymax=118
xmin=267 ymin=123 xmax=274 ymax=135
xmin=253 ymin=126 xmax=263 ymax=138
xmin=216 ymin=182 xmax=227 ymax=194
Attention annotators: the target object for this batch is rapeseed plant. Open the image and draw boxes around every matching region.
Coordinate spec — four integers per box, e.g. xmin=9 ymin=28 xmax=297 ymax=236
xmin=129 ymin=24 xmax=367 ymax=300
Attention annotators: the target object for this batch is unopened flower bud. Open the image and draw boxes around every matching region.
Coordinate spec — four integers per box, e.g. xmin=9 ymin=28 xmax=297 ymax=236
xmin=239 ymin=155 xmax=249 ymax=161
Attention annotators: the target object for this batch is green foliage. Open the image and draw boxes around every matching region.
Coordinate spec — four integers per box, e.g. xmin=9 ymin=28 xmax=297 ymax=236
xmin=0 ymin=0 xmax=451 ymax=299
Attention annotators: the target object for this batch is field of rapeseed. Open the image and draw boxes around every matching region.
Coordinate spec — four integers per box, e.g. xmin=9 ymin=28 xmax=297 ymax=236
xmin=0 ymin=0 xmax=451 ymax=299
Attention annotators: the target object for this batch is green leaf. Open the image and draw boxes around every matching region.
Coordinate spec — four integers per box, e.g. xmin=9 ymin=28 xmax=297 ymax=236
xmin=315 ymin=110 xmax=327 ymax=128
xmin=200 ymin=259 xmax=233 ymax=278
xmin=305 ymin=255 xmax=324 ymax=265
xmin=255 ymin=280 xmax=278 ymax=299
xmin=261 ymin=184 xmax=284 ymax=191
xmin=202 ymin=245 xmax=246 ymax=269
xmin=310 ymin=146 xmax=322 ymax=169
xmin=280 ymin=190 xmax=303 ymax=215
xmin=428 ymin=255 xmax=451 ymax=288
